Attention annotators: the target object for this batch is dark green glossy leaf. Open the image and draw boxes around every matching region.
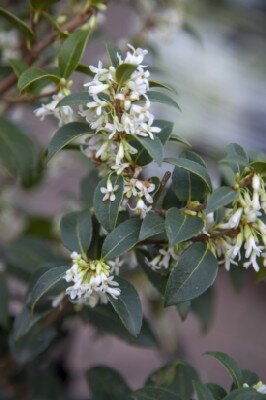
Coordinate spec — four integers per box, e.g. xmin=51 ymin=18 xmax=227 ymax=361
xmin=56 ymin=91 xmax=91 ymax=107
xmin=139 ymin=213 xmax=165 ymax=241
xmin=28 ymin=265 xmax=68 ymax=311
xmin=46 ymin=121 xmax=91 ymax=161
xmin=108 ymin=277 xmax=142 ymax=336
xmin=18 ymin=67 xmax=59 ymax=92
xmin=205 ymin=352 xmax=243 ymax=388
xmin=60 ymin=209 xmax=92 ymax=253
xmin=102 ymin=218 xmax=142 ymax=259
xmin=206 ymin=187 xmax=237 ymax=214
xmin=93 ymin=174 xmax=124 ymax=232
xmin=0 ymin=7 xmax=34 ymax=39
xmin=132 ymin=387 xmax=180 ymax=400
xmin=86 ymin=366 xmax=131 ymax=400
xmin=165 ymin=243 xmax=218 ymax=305
xmin=59 ymin=30 xmax=90 ymax=78
xmin=148 ymin=91 xmax=180 ymax=110
xmin=165 ymin=208 xmax=204 ymax=247
xmin=206 ymin=383 xmax=227 ymax=400
xmin=106 ymin=41 xmax=121 ymax=67
xmin=193 ymin=381 xmax=215 ymax=400
xmin=116 ymin=63 xmax=137 ymax=84
xmin=135 ymin=135 xmax=164 ymax=165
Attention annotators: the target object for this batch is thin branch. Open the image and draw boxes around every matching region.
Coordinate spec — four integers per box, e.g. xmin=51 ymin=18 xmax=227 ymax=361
xmin=152 ymin=171 xmax=171 ymax=208
xmin=4 ymin=89 xmax=57 ymax=104
xmin=0 ymin=2 xmax=108 ymax=96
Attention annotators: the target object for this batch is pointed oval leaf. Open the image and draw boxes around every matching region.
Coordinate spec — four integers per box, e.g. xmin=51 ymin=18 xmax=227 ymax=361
xmin=205 ymin=352 xmax=243 ymax=388
xmin=165 ymin=157 xmax=212 ymax=191
xmin=156 ymin=120 xmax=174 ymax=145
xmin=28 ymin=265 xmax=69 ymax=311
xmin=56 ymin=91 xmax=92 ymax=107
xmin=108 ymin=277 xmax=143 ymax=336
xmin=46 ymin=122 xmax=91 ymax=161
xmin=132 ymin=387 xmax=180 ymax=400
xmin=60 ymin=209 xmax=92 ymax=254
xmin=139 ymin=213 xmax=165 ymax=241
xmin=116 ymin=63 xmax=137 ymax=84
xmin=165 ymin=208 xmax=204 ymax=247
xmin=86 ymin=366 xmax=131 ymax=400
xmin=193 ymin=381 xmax=215 ymax=400
xmin=18 ymin=67 xmax=59 ymax=92
xmin=102 ymin=218 xmax=142 ymax=259
xmin=149 ymin=80 xmax=177 ymax=94
xmin=135 ymin=135 xmax=164 ymax=165
xmin=59 ymin=30 xmax=90 ymax=78
xmin=0 ymin=7 xmax=34 ymax=39
xmin=147 ymin=91 xmax=180 ymax=110
xmin=206 ymin=187 xmax=237 ymax=214
xmin=93 ymin=174 xmax=124 ymax=232
xmin=165 ymin=242 xmax=218 ymax=305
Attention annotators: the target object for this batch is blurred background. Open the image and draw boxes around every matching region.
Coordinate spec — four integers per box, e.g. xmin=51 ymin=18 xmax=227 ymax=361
xmin=1 ymin=0 xmax=266 ymax=397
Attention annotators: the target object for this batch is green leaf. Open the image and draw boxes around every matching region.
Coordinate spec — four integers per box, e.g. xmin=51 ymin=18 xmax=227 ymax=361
xmin=75 ymin=63 xmax=94 ymax=76
xmin=193 ymin=381 xmax=215 ymax=400
xmin=169 ymin=133 xmax=191 ymax=147
xmin=86 ymin=366 xmax=131 ymax=400
xmin=84 ymin=304 xmax=158 ymax=348
xmin=17 ymin=67 xmax=59 ymax=92
xmin=156 ymin=120 xmax=174 ymax=144
xmin=102 ymin=218 xmax=142 ymax=259
xmin=135 ymin=135 xmax=164 ymax=165
xmin=60 ymin=209 xmax=92 ymax=254
xmin=46 ymin=121 xmax=91 ymax=161
xmin=146 ymin=359 xmax=199 ymax=399
xmin=0 ymin=7 xmax=34 ymax=39
xmin=116 ymin=63 xmax=138 ymax=84
xmin=59 ymin=30 xmax=90 ymax=78
xmin=137 ymin=251 xmax=168 ymax=296
xmin=165 ymin=243 xmax=218 ymax=305
xmin=147 ymin=91 xmax=180 ymax=110
xmin=30 ymin=0 xmax=59 ymax=10
xmin=106 ymin=41 xmax=121 ymax=67
xmin=28 ymin=265 xmax=69 ymax=311
xmin=222 ymin=143 xmax=249 ymax=173
xmin=166 ymin=157 xmax=212 ymax=192
xmin=206 ymin=383 xmax=227 ymax=400
xmin=56 ymin=91 xmax=92 ymax=107
xmin=206 ymin=187 xmax=237 ymax=214
xmin=0 ymin=117 xmax=41 ymax=186
xmin=149 ymin=80 xmax=177 ymax=94
xmin=139 ymin=213 xmax=165 ymax=241
xmin=205 ymin=352 xmax=243 ymax=388
xmin=12 ymin=308 xmax=49 ymax=342
xmin=108 ymin=277 xmax=142 ymax=336
xmin=241 ymin=370 xmax=259 ymax=387
xmin=0 ymin=272 xmax=9 ymax=329
xmin=132 ymin=387 xmax=180 ymax=400
xmin=223 ymin=388 xmax=266 ymax=399
xmin=93 ymin=174 xmax=124 ymax=232
xmin=250 ymin=161 xmax=266 ymax=175
xmin=165 ymin=208 xmax=204 ymax=247
xmin=5 ymin=236 xmax=60 ymax=278
xmin=8 ymin=59 xmax=27 ymax=77
xmin=176 ymin=301 xmax=191 ymax=321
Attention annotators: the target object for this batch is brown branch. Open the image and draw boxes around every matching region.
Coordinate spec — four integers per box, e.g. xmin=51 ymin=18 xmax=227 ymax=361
xmin=4 ymin=89 xmax=57 ymax=104
xmin=152 ymin=171 xmax=171 ymax=208
xmin=0 ymin=3 xmax=107 ymax=96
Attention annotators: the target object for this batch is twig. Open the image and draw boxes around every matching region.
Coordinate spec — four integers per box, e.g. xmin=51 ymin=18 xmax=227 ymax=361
xmin=0 ymin=2 xmax=108 ymax=96
xmin=5 ymin=89 xmax=57 ymax=104
xmin=152 ymin=171 xmax=171 ymax=208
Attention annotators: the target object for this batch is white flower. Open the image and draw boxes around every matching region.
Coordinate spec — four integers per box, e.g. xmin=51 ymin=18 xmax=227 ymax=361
xmin=107 ymin=257 xmax=124 ymax=275
xmin=34 ymin=93 xmax=74 ymax=127
xmin=243 ymin=381 xmax=266 ymax=394
xmin=100 ymin=178 xmax=119 ymax=201
xmin=219 ymin=208 xmax=243 ymax=230
xmin=129 ymin=198 xmax=152 ymax=218
xmin=64 ymin=254 xmax=120 ymax=307
xmin=123 ymin=44 xmax=148 ymax=66
xmin=147 ymin=246 xmax=178 ymax=270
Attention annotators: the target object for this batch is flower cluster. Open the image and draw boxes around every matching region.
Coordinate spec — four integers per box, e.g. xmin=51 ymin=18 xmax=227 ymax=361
xmin=64 ymin=251 xmax=120 ymax=307
xmin=209 ymin=173 xmax=266 ymax=271
xmin=80 ymin=44 xmax=161 ymax=176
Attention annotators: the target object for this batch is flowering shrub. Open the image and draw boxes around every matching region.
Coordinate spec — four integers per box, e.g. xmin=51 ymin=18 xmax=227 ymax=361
xmin=0 ymin=0 xmax=266 ymax=399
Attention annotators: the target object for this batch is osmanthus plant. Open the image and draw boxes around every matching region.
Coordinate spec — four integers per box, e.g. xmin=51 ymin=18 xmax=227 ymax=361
xmin=0 ymin=0 xmax=266 ymax=399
